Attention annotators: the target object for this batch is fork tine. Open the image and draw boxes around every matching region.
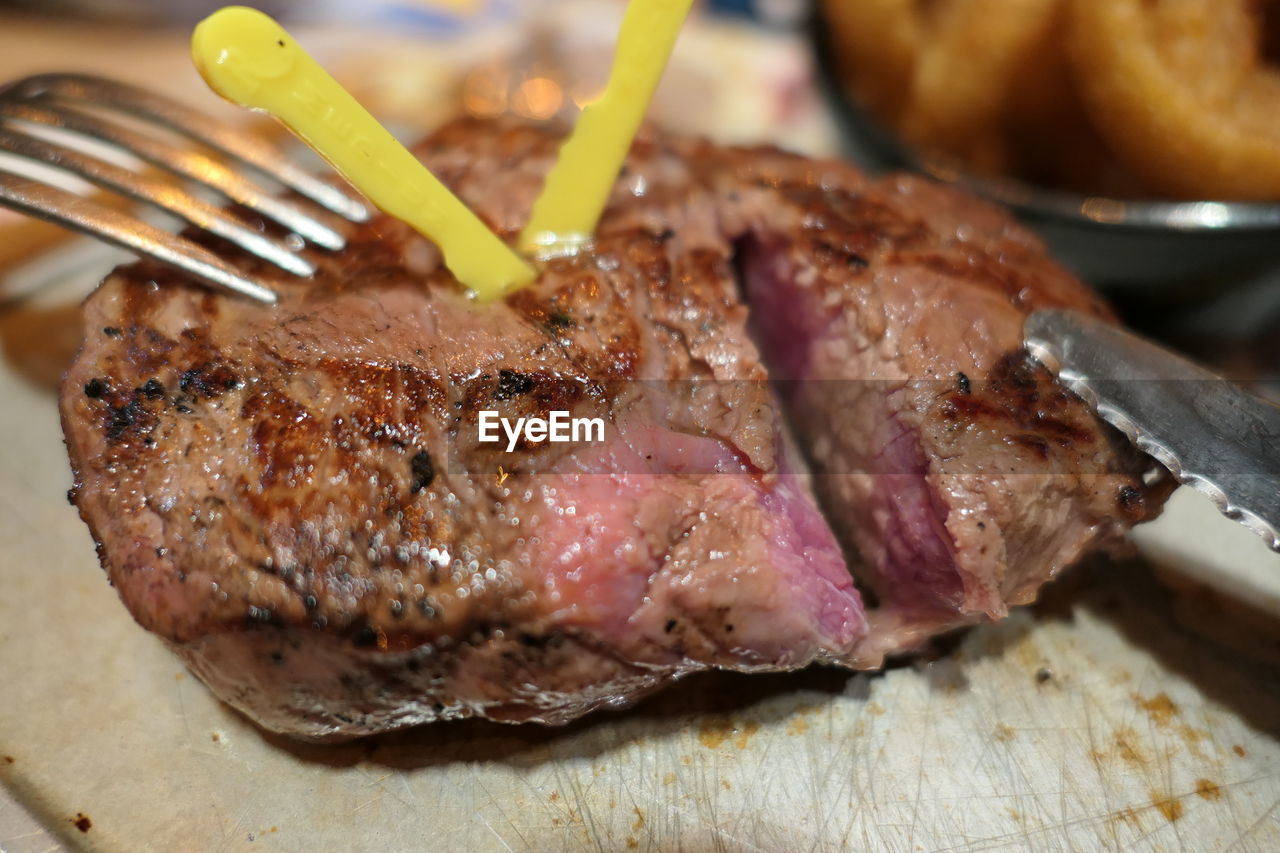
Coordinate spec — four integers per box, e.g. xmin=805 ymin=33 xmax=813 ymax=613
xmin=0 ymin=125 xmax=316 ymax=277
xmin=3 ymin=73 xmax=370 ymax=223
xmin=0 ymin=171 xmax=278 ymax=304
xmin=0 ymin=99 xmax=349 ymax=251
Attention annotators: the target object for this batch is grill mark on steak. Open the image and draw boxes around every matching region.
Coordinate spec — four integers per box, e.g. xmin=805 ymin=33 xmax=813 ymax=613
xmin=103 ymin=392 xmax=156 ymax=445
xmin=243 ymin=388 xmax=317 ymax=491
xmin=493 ymin=369 xmax=534 ymax=400
xmin=178 ymin=362 xmax=242 ymax=399
xmin=60 ymin=116 xmax=1168 ymax=739
xmin=938 ymin=353 xmax=1096 ymax=451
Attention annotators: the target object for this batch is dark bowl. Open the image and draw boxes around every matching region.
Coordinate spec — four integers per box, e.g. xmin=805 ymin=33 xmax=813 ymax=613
xmin=808 ymin=4 xmax=1280 ymax=293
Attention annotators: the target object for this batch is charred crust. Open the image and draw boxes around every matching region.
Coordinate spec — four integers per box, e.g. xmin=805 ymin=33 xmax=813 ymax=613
xmin=1117 ymin=484 xmax=1144 ymax=517
xmin=409 ymin=450 xmax=435 ymax=494
xmin=991 ymin=353 xmax=1040 ymax=390
xmin=179 ymin=362 xmax=242 ymax=400
xmin=940 ymin=351 xmax=1094 ymax=449
xmin=493 ymin=369 xmax=534 ymax=400
xmin=461 ymin=371 xmax=588 ymax=423
xmin=104 ymin=396 xmax=157 ymax=445
xmin=84 ymin=378 xmax=107 ymax=399
xmin=139 ymin=378 xmax=166 ymax=399
xmin=102 ymin=326 xmax=121 ymax=337
xmin=956 ymin=372 xmax=971 ymax=395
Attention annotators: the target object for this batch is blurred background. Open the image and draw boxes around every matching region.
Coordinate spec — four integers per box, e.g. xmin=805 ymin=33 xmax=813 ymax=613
xmin=0 ymin=0 xmax=827 ymax=148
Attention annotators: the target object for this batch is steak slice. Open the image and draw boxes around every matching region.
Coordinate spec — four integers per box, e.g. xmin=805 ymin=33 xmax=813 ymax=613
xmin=60 ymin=118 xmax=1166 ymax=739
xmin=723 ymin=160 xmax=1169 ymax=655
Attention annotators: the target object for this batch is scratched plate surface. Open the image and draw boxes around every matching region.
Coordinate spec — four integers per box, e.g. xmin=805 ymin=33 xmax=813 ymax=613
xmin=2 ymin=245 xmax=1280 ymax=853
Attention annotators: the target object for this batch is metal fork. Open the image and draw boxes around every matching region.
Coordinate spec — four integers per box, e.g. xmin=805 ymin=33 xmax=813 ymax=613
xmin=0 ymin=73 xmax=370 ymax=304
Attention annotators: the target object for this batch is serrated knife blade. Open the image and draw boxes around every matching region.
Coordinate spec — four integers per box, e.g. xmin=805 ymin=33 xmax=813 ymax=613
xmin=1024 ymin=308 xmax=1280 ymax=552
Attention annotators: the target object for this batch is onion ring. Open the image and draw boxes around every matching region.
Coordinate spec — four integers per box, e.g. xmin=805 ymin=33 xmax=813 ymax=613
xmin=822 ymin=0 xmax=1060 ymax=176
xmin=1002 ymin=1 xmax=1140 ymax=195
xmin=826 ymin=0 xmax=1280 ymax=199
xmin=898 ymin=0 xmax=1059 ymax=174
xmin=1068 ymin=0 xmax=1280 ymax=199
xmin=820 ymin=0 xmax=922 ymax=126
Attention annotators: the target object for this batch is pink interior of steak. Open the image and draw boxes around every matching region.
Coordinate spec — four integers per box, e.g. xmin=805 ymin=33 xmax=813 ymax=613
xmin=58 ymin=117 xmax=1168 ymax=738
xmin=534 ymin=423 xmax=863 ymax=664
xmin=731 ymin=175 xmax=1164 ymax=637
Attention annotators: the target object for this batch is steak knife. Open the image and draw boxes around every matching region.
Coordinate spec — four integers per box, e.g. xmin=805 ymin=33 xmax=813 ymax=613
xmin=1024 ymin=308 xmax=1280 ymax=552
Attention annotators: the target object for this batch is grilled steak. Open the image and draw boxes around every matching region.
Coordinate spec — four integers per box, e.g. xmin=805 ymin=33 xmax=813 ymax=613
xmin=728 ymin=162 xmax=1165 ymax=655
xmin=60 ymin=118 xmax=1166 ymax=739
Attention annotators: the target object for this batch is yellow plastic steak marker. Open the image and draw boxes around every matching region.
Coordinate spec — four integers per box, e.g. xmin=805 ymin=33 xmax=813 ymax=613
xmin=519 ymin=0 xmax=695 ymax=256
xmin=192 ymin=6 xmax=534 ymax=302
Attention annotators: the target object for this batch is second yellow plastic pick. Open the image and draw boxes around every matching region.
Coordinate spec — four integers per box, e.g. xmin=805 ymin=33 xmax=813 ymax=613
xmin=519 ymin=0 xmax=695 ymax=256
